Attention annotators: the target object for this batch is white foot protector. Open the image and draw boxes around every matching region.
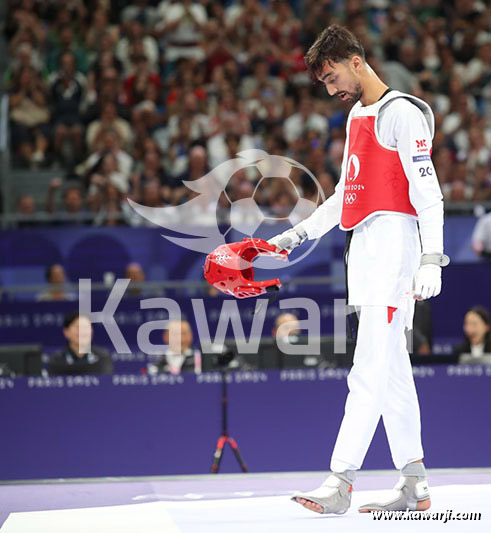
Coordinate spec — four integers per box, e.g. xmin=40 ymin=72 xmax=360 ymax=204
xmin=359 ymin=464 xmax=431 ymax=513
xmin=291 ymin=473 xmax=354 ymax=515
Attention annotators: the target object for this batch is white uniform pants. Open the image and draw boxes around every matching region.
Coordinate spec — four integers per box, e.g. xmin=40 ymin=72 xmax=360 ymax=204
xmin=330 ymin=305 xmax=424 ymax=472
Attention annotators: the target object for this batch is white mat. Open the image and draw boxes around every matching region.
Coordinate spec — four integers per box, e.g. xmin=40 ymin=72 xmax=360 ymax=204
xmin=2 ymin=484 xmax=490 ymax=532
xmin=0 ymin=502 xmax=179 ymax=533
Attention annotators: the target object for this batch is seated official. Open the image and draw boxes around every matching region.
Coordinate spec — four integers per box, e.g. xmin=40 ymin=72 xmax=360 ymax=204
xmin=149 ymin=320 xmax=202 ymax=375
xmin=274 ymin=312 xmax=301 ymax=343
xmin=453 ymin=306 xmax=491 ymax=358
xmin=264 ymin=312 xmax=320 ymax=369
xmin=48 ymin=312 xmax=113 ymax=375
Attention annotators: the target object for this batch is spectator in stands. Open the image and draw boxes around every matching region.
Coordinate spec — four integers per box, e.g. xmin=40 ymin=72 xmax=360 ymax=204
xmin=466 ymin=39 xmax=491 ymax=92
xmin=207 ymin=103 xmax=255 ymax=168
xmin=123 ymin=179 xmax=169 ymax=226
xmin=472 ymin=165 xmax=491 ymax=202
xmin=442 ymin=161 xmax=473 ymax=202
xmin=121 ymin=0 xmax=158 ymax=28
xmin=86 ymin=187 xmax=104 ymax=215
xmin=92 ymin=183 xmax=126 ymax=227
xmin=16 ymin=193 xmax=35 ymax=215
xmin=48 ymin=312 xmax=113 ymax=375
xmin=130 ymin=147 xmax=170 ymax=203
xmin=46 ymin=179 xmax=85 ymax=220
xmin=84 ymin=61 xmax=126 ymax=124
xmin=50 ymin=51 xmax=86 ymax=165
xmin=140 ymin=180 xmax=165 ymax=208
xmin=3 ymin=0 xmax=491 ymax=222
xmin=453 ymin=306 xmax=491 ymax=358
xmin=283 ymin=97 xmax=329 ymax=145
xmin=9 ymin=66 xmax=50 ymax=167
xmin=6 ymin=1 xmax=46 ymax=70
xmin=472 ymin=211 xmax=491 ymax=259
xmin=316 ymin=171 xmax=336 ymax=199
xmin=124 ymin=262 xmax=147 ymax=297
xmin=116 ymin=20 xmax=159 ymax=75
xmin=85 ymin=9 xmax=120 ymax=64
xmin=36 ymin=263 xmax=76 ymax=302
xmin=16 ymin=193 xmax=37 ymax=227
xmin=88 ymin=152 xmax=130 ymax=195
xmin=123 ymin=54 xmax=162 ymax=106
xmin=5 ymin=41 xmax=45 ymax=83
xmin=171 ymin=144 xmax=208 ymax=202
xmin=77 ymin=129 xmax=133 ymax=184
xmin=86 ymin=101 xmax=132 ymax=153
xmin=166 ymin=91 xmax=210 ymax=146
xmin=131 ymin=85 xmax=163 ymax=144
xmin=366 ymin=50 xmax=416 ymax=95
xmin=47 ymin=26 xmax=89 ymax=75
xmin=164 ymin=117 xmax=194 ymax=177
xmin=62 ymin=186 xmax=85 ymax=214
xmin=155 ymin=0 xmax=208 ymax=64
xmin=148 ymin=319 xmax=202 ymax=374
xmin=271 ymin=190 xmax=297 ymax=218
xmin=210 ymin=89 xmax=251 ymax=139
xmin=240 ymin=57 xmax=285 ymax=101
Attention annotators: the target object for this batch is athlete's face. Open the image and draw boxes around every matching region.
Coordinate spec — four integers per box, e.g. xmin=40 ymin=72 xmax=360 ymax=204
xmin=317 ymin=58 xmax=363 ymax=104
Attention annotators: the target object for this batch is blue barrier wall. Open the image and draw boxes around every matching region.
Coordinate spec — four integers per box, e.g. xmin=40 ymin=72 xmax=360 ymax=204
xmin=0 ymin=365 xmax=489 ymax=480
xmin=1 ymin=267 xmax=490 ymax=353
xmin=0 ymin=217 xmax=489 ymax=350
xmin=0 ymin=216 xmax=483 ymax=288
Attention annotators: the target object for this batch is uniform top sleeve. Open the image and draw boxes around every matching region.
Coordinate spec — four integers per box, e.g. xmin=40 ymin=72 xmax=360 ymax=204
xmin=378 ymin=98 xmax=445 ymax=254
xmin=378 ymin=97 xmax=443 ymax=213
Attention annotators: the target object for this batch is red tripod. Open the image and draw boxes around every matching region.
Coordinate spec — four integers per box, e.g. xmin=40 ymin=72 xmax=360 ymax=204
xmin=210 ymin=369 xmax=248 ymax=473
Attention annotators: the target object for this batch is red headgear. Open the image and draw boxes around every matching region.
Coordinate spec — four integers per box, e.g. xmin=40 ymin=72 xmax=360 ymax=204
xmin=203 ymin=238 xmax=288 ymax=298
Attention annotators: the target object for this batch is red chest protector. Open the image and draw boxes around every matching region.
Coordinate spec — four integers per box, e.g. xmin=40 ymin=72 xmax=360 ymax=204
xmin=340 ymin=109 xmax=418 ymax=230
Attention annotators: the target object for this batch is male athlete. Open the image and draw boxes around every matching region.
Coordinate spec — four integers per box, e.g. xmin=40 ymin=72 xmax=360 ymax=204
xmin=268 ymin=25 xmax=448 ymax=514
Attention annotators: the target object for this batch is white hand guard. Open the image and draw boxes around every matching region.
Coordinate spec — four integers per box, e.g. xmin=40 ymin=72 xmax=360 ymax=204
xmin=413 ymin=264 xmax=442 ymax=300
xmin=267 ymin=225 xmax=307 ymax=254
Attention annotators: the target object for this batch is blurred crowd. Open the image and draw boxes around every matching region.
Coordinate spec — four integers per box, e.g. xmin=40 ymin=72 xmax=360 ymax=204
xmin=6 ymin=0 xmax=491 ymax=226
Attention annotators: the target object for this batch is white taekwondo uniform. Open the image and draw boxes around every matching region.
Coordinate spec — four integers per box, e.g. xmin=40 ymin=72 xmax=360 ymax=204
xmin=300 ymin=89 xmax=444 ymax=471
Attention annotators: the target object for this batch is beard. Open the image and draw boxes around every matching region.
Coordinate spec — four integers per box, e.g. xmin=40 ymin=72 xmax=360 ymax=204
xmin=344 ymin=81 xmax=363 ymax=103
xmin=335 ymin=76 xmax=364 ymax=104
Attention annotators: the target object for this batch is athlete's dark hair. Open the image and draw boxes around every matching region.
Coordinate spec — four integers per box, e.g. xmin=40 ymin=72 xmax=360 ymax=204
xmin=304 ymin=25 xmax=366 ymax=80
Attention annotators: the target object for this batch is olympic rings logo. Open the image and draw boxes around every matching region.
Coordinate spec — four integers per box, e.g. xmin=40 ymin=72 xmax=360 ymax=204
xmin=345 ymin=193 xmax=357 ymax=205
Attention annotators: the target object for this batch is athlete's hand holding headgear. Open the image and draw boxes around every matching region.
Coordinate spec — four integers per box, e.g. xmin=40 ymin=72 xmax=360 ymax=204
xmin=267 ymin=224 xmax=307 ymax=254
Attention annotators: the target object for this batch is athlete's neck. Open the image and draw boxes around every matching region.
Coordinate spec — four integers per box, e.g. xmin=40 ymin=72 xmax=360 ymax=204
xmin=359 ymin=68 xmax=389 ymax=107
